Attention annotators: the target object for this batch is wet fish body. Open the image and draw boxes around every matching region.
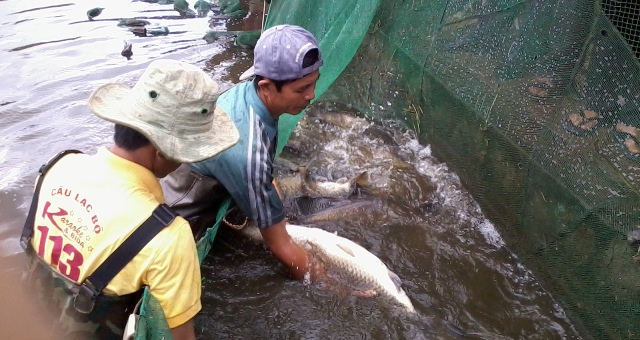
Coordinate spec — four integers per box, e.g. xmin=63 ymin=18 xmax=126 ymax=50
xmin=290 ymin=224 xmax=414 ymax=312
xmin=276 ymin=166 xmax=368 ymax=199
xmin=295 ymin=198 xmax=382 ymax=224
xmin=311 ymin=110 xmax=363 ymax=129
xmin=238 ymin=224 xmax=415 ymax=312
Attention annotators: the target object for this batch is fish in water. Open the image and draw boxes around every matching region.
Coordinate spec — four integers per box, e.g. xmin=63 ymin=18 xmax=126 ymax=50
xmin=275 ymin=165 xmax=368 ymax=200
xmin=121 ymin=41 xmax=133 ymax=60
xmin=310 ymin=109 xmax=364 ymax=129
xmin=285 ymin=196 xmax=343 ymax=219
xmin=86 ymin=7 xmax=104 ymax=21
xmin=238 ymin=223 xmax=416 ymax=312
xmin=294 ymin=198 xmax=386 ymax=225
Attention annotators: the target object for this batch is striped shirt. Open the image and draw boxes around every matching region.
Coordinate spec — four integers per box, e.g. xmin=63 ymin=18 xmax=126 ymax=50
xmin=190 ymin=81 xmax=285 ymax=228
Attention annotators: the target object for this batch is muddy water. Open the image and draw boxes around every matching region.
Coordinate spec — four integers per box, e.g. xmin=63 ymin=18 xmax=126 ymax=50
xmin=0 ymin=1 xmax=583 ymax=339
xmin=199 ymin=103 xmax=584 ymax=339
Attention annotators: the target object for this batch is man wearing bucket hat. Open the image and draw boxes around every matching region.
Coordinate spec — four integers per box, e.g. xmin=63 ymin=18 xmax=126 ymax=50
xmin=20 ymin=59 xmax=238 ymax=340
xmin=161 ymin=24 xmax=325 ymax=280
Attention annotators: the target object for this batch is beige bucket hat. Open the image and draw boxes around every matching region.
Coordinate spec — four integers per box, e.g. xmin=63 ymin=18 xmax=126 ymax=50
xmin=88 ymin=59 xmax=239 ymax=163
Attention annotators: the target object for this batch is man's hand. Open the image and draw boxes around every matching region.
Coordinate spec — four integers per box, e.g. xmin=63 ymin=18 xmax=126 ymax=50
xmin=261 ymin=219 xmax=312 ymax=280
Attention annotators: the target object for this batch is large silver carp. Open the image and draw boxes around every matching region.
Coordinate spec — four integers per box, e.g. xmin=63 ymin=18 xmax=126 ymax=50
xmin=239 ymin=223 xmax=416 ymax=312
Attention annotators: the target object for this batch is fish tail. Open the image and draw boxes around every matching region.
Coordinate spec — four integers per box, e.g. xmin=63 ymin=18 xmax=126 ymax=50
xmin=298 ymin=165 xmax=308 ymax=179
xmin=298 ymin=166 xmax=311 ymax=194
xmin=387 ymin=269 xmax=403 ymax=289
xmin=352 ymin=171 xmax=369 ymax=187
xmin=444 ymin=321 xmax=473 ymax=339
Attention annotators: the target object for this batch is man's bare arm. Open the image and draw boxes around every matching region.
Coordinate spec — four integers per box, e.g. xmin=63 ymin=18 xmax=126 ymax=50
xmin=170 ymin=318 xmax=196 ymax=340
xmin=260 ymin=219 xmax=311 ymax=280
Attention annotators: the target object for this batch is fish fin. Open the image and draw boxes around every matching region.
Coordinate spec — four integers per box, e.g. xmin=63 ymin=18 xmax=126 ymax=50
xmin=387 ymin=269 xmax=403 ymax=289
xmin=353 ymin=171 xmax=369 ymax=187
xmin=275 ymin=157 xmax=300 ymax=172
xmin=298 ymin=165 xmax=308 ymax=178
xmin=351 ymin=289 xmax=377 ymax=298
xmin=296 ymin=165 xmax=312 ymax=193
xmin=336 ymin=243 xmax=355 ymax=257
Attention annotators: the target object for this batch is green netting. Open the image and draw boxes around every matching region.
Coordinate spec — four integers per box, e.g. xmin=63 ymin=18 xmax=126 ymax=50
xmin=307 ymin=0 xmax=640 ymax=339
xmin=132 ymin=289 xmax=170 ymax=340
xmin=195 ymin=198 xmax=232 ymax=262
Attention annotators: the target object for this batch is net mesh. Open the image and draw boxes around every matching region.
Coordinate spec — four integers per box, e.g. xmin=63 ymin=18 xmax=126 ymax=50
xmin=135 ymin=0 xmax=640 ymax=338
xmin=602 ymin=0 xmax=640 ymax=60
xmin=133 ymin=289 xmax=170 ymax=340
xmin=317 ymin=0 xmax=640 ymax=339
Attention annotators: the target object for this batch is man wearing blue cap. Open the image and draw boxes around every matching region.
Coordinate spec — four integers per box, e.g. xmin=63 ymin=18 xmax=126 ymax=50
xmin=161 ymin=24 xmax=324 ymax=280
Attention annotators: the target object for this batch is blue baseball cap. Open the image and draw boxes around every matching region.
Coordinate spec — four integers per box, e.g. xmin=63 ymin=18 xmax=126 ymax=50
xmin=239 ymin=24 xmax=323 ymax=81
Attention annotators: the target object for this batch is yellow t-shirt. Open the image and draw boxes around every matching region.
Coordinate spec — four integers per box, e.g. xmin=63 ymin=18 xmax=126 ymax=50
xmin=30 ymin=147 xmax=201 ymax=328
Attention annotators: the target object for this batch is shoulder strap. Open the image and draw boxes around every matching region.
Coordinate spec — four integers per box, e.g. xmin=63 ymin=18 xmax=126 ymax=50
xmin=74 ymin=204 xmax=179 ymax=314
xmin=20 ymin=150 xmax=83 ymax=251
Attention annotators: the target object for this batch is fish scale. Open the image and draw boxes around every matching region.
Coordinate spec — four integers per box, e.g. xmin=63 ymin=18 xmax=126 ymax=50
xmin=285 ymin=224 xmax=416 ymax=312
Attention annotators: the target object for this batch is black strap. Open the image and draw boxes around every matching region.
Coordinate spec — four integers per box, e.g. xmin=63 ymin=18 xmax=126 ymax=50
xmin=73 ymin=204 xmax=178 ymax=314
xmin=74 ymin=204 xmax=178 ymax=313
xmin=20 ymin=149 xmax=83 ymax=251
xmin=88 ymin=204 xmax=178 ymax=291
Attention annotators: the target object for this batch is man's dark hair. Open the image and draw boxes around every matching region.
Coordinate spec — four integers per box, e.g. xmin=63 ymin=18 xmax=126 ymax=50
xmin=114 ymin=124 xmax=151 ymax=150
xmin=254 ymin=48 xmax=320 ymax=92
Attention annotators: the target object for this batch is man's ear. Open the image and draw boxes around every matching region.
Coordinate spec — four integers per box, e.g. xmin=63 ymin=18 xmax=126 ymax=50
xmin=257 ymin=78 xmax=273 ymax=92
xmin=155 ymin=148 xmax=168 ymax=161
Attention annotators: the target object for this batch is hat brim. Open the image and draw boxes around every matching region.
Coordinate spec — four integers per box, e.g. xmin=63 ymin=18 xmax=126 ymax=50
xmin=88 ymin=83 xmax=239 ymax=163
xmin=239 ymin=66 xmax=255 ymax=81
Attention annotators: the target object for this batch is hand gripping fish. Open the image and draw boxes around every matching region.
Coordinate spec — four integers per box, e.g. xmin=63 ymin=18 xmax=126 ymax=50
xmin=239 ymin=223 xmax=415 ymax=312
